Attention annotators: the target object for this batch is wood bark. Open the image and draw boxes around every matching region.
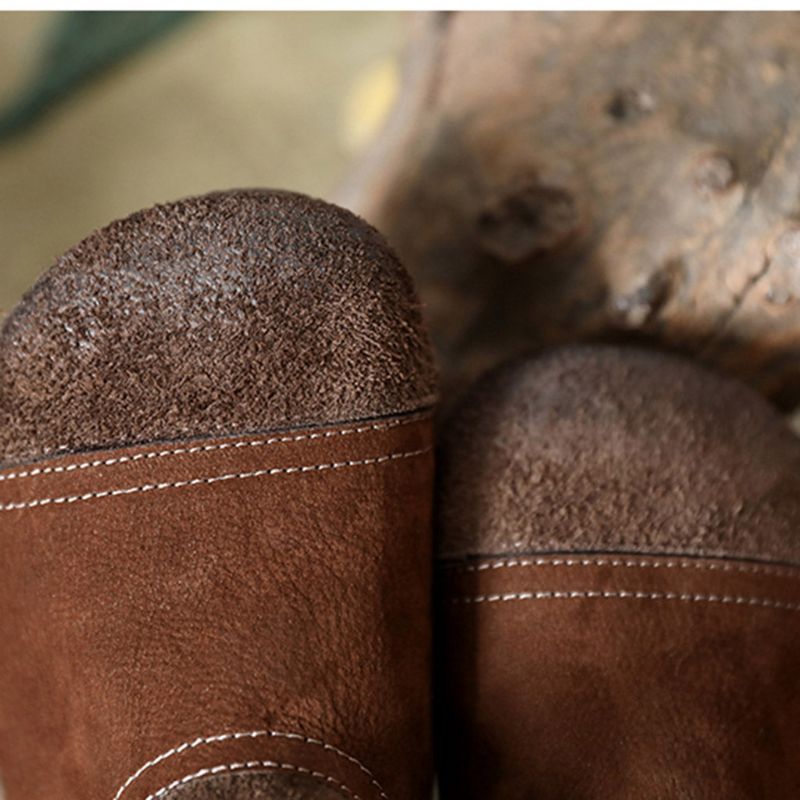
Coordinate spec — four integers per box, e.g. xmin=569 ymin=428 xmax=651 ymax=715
xmin=340 ymin=12 xmax=800 ymax=411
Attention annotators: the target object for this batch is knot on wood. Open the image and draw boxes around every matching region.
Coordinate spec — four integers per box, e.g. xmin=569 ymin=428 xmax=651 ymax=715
xmin=606 ymin=87 xmax=657 ymax=122
xmin=694 ymin=153 xmax=737 ymax=194
xmin=476 ymin=183 xmax=580 ymax=264
xmin=613 ymin=264 xmax=680 ymax=328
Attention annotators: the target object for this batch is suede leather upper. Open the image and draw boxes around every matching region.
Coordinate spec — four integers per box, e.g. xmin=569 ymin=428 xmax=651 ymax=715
xmin=0 ymin=414 xmax=434 ymax=800
xmin=438 ymin=554 xmax=800 ymax=800
xmin=437 ymin=345 xmax=800 ymax=564
xmin=0 ymin=189 xmax=437 ymax=467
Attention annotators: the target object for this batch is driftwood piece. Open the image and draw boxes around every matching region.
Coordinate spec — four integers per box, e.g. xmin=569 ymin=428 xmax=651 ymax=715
xmin=340 ymin=11 xmax=800 ymax=410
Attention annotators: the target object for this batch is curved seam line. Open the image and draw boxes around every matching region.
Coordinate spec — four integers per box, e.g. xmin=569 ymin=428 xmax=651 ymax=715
xmin=143 ymin=760 xmax=360 ymax=800
xmin=0 ymin=414 xmax=430 ymax=484
xmin=449 ymin=590 xmax=800 ymax=611
xmin=443 ymin=557 xmax=800 ymax=580
xmin=113 ymin=729 xmax=387 ymax=800
xmin=0 ymin=447 xmax=431 ymax=513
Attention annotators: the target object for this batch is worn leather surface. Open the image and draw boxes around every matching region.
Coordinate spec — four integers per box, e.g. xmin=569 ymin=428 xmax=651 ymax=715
xmin=438 ymin=554 xmax=800 ymax=799
xmin=437 ymin=345 xmax=800 ymax=564
xmin=0 ymin=189 xmax=437 ymax=468
xmin=0 ymin=412 xmax=434 ymax=800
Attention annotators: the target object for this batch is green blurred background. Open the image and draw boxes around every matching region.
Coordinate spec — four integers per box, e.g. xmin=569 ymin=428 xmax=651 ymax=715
xmin=0 ymin=11 xmax=406 ymax=317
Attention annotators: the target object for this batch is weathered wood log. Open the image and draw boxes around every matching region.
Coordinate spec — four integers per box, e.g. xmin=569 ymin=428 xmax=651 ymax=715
xmin=340 ymin=11 xmax=800 ymax=411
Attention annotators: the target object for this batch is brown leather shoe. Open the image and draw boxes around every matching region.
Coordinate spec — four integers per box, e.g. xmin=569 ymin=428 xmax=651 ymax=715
xmin=0 ymin=190 xmax=437 ymax=800
xmin=436 ymin=345 xmax=800 ymax=799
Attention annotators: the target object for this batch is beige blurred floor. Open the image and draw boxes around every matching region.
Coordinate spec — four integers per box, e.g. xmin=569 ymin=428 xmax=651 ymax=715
xmin=0 ymin=11 xmax=405 ymax=316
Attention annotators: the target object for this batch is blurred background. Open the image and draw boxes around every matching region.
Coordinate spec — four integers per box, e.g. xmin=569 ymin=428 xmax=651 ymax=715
xmin=0 ymin=11 xmax=406 ymax=316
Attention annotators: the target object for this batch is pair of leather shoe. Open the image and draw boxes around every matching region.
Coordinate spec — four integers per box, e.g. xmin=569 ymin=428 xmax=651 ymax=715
xmin=1 ymin=190 xmax=798 ymax=800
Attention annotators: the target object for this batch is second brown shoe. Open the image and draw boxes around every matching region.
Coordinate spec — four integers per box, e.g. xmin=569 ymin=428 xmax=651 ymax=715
xmin=436 ymin=345 xmax=800 ymax=800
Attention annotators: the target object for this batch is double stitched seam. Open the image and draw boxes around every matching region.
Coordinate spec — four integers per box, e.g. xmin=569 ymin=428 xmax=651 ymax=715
xmin=0 ymin=414 xmax=430 ymax=484
xmin=0 ymin=447 xmax=432 ymax=513
xmin=450 ymin=589 xmax=800 ymax=612
xmin=443 ymin=557 xmax=800 ymax=581
xmin=113 ymin=730 xmax=387 ymax=800
xmin=144 ymin=760 xmax=359 ymax=800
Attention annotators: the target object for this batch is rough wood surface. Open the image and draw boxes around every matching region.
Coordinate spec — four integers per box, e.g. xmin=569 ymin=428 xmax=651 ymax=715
xmin=340 ymin=12 xmax=800 ymax=411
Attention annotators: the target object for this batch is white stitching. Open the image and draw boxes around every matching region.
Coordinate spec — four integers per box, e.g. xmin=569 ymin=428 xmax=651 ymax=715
xmin=0 ymin=415 xmax=428 ymax=484
xmin=443 ymin=557 xmax=800 ymax=580
xmin=113 ymin=730 xmax=387 ymax=800
xmin=0 ymin=447 xmax=431 ymax=513
xmin=143 ymin=760 xmax=359 ymax=800
xmin=450 ymin=589 xmax=800 ymax=611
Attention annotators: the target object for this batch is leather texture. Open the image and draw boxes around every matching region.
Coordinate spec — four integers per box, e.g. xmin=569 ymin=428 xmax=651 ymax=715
xmin=0 ymin=411 xmax=434 ymax=800
xmin=436 ymin=345 xmax=800 ymax=565
xmin=437 ymin=553 xmax=800 ymax=799
xmin=0 ymin=189 xmax=437 ymax=467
